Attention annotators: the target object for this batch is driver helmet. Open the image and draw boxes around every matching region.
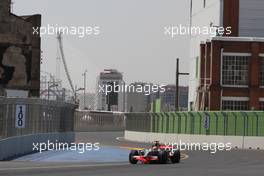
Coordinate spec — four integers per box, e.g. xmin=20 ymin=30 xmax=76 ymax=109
xmin=153 ymin=141 xmax=160 ymax=148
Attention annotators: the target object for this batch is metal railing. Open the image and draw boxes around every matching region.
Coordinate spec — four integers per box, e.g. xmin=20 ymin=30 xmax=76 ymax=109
xmin=126 ymin=111 xmax=264 ymax=136
xmin=0 ymin=97 xmax=76 ymax=139
xmin=74 ymin=110 xmax=125 ymax=131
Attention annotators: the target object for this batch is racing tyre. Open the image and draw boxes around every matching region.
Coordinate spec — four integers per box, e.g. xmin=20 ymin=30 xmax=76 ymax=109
xmin=129 ymin=150 xmax=138 ymax=164
xmin=158 ymin=151 xmax=168 ymax=164
xmin=171 ymin=150 xmax=180 ymax=163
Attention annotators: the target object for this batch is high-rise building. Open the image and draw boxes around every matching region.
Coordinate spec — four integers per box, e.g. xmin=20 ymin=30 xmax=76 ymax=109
xmin=189 ymin=0 xmax=264 ymax=111
xmin=96 ymin=69 xmax=125 ymax=111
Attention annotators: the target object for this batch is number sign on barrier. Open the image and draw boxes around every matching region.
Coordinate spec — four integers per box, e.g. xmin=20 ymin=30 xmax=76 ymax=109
xmin=15 ymin=105 xmax=26 ymax=128
xmin=204 ymin=114 xmax=210 ymax=130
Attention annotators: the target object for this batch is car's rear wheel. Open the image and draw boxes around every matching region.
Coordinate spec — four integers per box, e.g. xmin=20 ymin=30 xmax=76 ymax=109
xmin=171 ymin=150 xmax=180 ymax=163
xmin=158 ymin=151 xmax=168 ymax=164
xmin=129 ymin=150 xmax=138 ymax=164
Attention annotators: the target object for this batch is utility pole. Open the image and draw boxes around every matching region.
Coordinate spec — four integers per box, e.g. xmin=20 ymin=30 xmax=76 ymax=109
xmin=82 ymin=70 xmax=88 ymax=109
xmin=175 ymin=58 xmax=189 ymax=111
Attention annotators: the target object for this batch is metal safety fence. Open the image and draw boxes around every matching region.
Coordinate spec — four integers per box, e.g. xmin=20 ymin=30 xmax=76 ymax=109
xmin=74 ymin=110 xmax=125 ymax=131
xmin=0 ymin=97 xmax=76 ymax=139
xmin=126 ymin=111 xmax=264 ymax=136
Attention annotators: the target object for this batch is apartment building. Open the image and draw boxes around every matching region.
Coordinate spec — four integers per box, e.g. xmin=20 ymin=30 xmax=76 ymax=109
xmin=189 ymin=0 xmax=264 ymax=110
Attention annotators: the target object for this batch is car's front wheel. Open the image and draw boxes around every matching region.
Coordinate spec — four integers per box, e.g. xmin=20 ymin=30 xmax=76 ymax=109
xmin=171 ymin=150 xmax=180 ymax=163
xmin=129 ymin=150 xmax=138 ymax=164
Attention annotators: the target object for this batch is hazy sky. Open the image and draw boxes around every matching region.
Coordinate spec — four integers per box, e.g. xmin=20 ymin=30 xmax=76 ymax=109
xmin=14 ymin=0 xmax=190 ymax=92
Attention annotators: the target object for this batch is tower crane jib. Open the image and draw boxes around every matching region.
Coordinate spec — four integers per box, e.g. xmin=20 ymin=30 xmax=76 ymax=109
xmin=57 ymin=33 xmax=75 ymax=93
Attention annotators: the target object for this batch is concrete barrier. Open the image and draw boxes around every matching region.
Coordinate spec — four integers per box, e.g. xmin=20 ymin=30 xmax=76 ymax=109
xmin=0 ymin=132 xmax=75 ymax=160
xmin=125 ymin=131 xmax=264 ymax=150
xmin=243 ymin=137 xmax=264 ymax=150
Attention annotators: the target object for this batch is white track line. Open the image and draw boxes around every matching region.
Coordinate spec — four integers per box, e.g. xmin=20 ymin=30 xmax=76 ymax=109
xmin=116 ymin=137 xmax=124 ymax=141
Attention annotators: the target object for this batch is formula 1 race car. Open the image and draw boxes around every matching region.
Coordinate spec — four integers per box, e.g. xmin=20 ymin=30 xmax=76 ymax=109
xmin=129 ymin=141 xmax=180 ymax=164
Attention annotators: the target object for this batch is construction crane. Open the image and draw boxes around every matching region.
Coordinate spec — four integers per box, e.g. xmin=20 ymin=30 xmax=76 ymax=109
xmin=57 ymin=33 xmax=75 ymax=94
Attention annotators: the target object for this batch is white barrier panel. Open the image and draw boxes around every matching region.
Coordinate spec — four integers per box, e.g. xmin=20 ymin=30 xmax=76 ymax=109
xmin=243 ymin=137 xmax=264 ymax=150
xmin=125 ymin=131 xmax=264 ymax=150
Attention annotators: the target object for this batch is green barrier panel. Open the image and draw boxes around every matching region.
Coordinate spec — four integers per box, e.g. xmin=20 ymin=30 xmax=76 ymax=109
xmin=161 ymin=113 xmax=166 ymax=133
xmin=154 ymin=113 xmax=159 ymax=133
xmin=226 ymin=112 xmax=236 ymax=136
xmin=185 ymin=112 xmax=192 ymax=134
xmin=157 ymin=113 xmax=163 ymax=133
xmin=208 ymin=112 xmax=217 ymax=135
xmin=235 ymin=112 xmax=244 ymax=136
xmin=242 ymin=112 xmax=248 ymax=136
xmin=257 ymin=112 xmax=264 ymax=136
xmin=126 ymin=111 xmax=264 ymax=137
xmin=168 ymin=113 xmax=172 ymax=133
xmin=167 ymin=113 xmax=174 ymax=133
xmin=150 ymin=113 xmax=153 ymax=132
xmin=174 ymin=112 xmax=180 ymax=134
xmin=179 ymin=113 xmax=186 ymax=134
xmin=188 ymin=112 xmax=194 ymax=134
xmin=170 ymin=113 xmax=175 ymax=133
xmin=160 ymin=113 xmax=164 ymax=133
xmin=162 ymin=113 xmax=166 ymax=133
xmin=247 ymin=112 xmax=257 ymax=136
xmin=174 ymin=113 xmax=181 ymax=134
xmin=164 ymin=113 xmax=170 ymax=133
xmin=216 ymin=112 xmax=225 ymax=135
xmin=193 ymin=112 xmax=202 ymax=135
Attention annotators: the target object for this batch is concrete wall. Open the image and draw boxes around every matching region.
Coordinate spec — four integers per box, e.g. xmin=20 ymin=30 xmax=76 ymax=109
xmin=125 ymin=131 xmax=264 ymax=150
xmin=0 ymin=132 xmax=74 ymax=160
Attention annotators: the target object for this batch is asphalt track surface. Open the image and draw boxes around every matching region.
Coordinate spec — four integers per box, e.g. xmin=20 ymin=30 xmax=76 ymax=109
xmin=0 ymin=131 xmax=264 ymax=176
